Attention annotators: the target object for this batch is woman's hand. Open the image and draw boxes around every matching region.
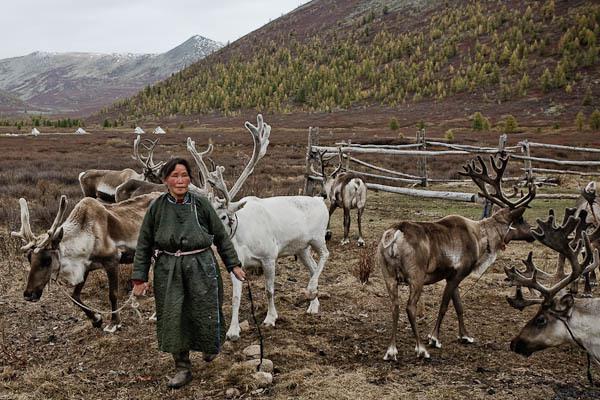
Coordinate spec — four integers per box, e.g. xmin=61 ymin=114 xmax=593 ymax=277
xmin=132 ymin=282 xmax=149 ymax=296
xmin=232 ymin=266 xmax=246 ymax=282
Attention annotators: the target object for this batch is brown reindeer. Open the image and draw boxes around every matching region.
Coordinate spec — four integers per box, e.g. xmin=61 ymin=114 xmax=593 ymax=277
xmin=114 ymin=142 xmax=215 ymax=202
xmin=316 ymin=150 xmax=367 ymax=246
xmin=505 ymin=208 xmax=600 ymax=383
xmin=12 ymin=192 xmax=161 ymax=332
xmin=78 ymin=135 xmax=163 ymax=202
xmin=377 ymin=155 xmax=535 ymax=360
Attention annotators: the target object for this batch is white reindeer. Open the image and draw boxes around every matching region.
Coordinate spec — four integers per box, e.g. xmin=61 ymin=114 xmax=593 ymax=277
xmin=187 ymin=115 xmax=330 ymax=340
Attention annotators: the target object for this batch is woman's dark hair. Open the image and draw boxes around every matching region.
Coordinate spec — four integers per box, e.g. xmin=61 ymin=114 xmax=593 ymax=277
xmin=160 ymin=157 xmax=193 ymax=181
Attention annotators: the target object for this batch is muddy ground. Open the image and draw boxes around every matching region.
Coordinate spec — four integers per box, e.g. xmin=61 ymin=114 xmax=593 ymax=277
xmin=1 ymin=124 xmax=600 ymax=400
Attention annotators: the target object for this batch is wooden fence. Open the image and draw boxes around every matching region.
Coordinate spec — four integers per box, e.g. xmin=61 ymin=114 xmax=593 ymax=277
xmin=304 ymin=127 xmax=599 ymax=203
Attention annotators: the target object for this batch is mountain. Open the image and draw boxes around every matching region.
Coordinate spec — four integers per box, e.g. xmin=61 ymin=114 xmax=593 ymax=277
xmin=0 ymin=35 xmax=222 ymax=116
xmin=98 ymin=0 xmax=600 ymax=128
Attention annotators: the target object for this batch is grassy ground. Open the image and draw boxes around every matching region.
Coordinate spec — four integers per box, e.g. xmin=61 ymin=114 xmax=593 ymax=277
xmin=1 ymin=128 xmax=599 ymax=399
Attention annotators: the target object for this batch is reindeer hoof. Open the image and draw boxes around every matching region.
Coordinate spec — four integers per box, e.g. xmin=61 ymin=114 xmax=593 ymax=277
xmin=149 ymin=312 xmax=157 ymax=321
xmin=581 ymin=292 xmax=593 ymax=298
xmin=103 ymin=323 xmax=122 ymax=333
xmin=384 ymin=346 xmax=398 ymax=361
xmin=226 ymin=330 xmax=240 ymax=341
xmin=307 ymin=298 xmax=320 ymax=314
xmin=459 ymin=335 xmax=474 ymax=344
xmin=263 ymin=316 xmax=277 ymax=327
xmin=357 ymin=239 xmax=365 ymax=247
xmin=415 ymin=344 xmax=430 ymax=359
xmin=340 ymin=238 xmax=350 ymax=245
xmin=427 ymin=335 xmax=442 ymax=349
xmin=92 ymin=314 xmax=103 ymax=328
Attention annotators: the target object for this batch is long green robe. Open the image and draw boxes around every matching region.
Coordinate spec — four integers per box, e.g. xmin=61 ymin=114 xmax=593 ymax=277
xmin=132 ymin=192 xmax=240 ymax=354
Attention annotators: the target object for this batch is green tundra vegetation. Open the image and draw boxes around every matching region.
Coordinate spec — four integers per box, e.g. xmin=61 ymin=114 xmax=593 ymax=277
xmin=102 ymin=0 xmax=599 ymax=120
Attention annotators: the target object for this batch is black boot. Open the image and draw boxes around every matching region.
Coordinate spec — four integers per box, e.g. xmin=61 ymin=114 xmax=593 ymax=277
xmin=167 ymin=351 xmax=192 ymax=389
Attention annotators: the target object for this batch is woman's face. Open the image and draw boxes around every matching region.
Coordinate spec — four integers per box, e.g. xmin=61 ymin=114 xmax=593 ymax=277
xmin=164 ymin=164 xmax=191 ymax=199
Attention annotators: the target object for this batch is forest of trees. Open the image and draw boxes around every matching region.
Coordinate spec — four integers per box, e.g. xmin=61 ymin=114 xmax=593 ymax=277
xmin=102 ymin=0 xmax=599 ymax=121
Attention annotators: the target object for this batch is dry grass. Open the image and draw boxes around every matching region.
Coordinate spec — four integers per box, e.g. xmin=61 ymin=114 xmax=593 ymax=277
xmin=1 ymin=128 xmax=600 ymax=399
xmin=352 ymin=241 xmax=377 ymax=284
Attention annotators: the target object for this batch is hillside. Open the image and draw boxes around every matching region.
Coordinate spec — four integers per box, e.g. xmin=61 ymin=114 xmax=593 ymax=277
xmin=97 ymin=0 xmax=600 ymax=130
xmin=0 ymin=35 xmax=222 ymax=116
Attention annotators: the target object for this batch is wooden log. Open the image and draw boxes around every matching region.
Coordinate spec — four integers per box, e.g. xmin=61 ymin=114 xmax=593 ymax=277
xmin=312 ymin=145 xmax=470 ymax=156
xmin=520 ymin=167 xmax=600 ymax=177
xmin=366 ymin=183 xmax=479 ymax=202
xmin=348 ymin=156 xmax=423 ymax=179
xmin=347 ymin=169 xmax=422 ymax=184
xmin=522 ymin=142 xmax=600 ymax=153
xmin=424 ymin=141 xmax=518 ymax=153
xmin=510 ymin=154 xmax=600 ymax=166
xmin=335 ymin=142 xmax=423 ymax=150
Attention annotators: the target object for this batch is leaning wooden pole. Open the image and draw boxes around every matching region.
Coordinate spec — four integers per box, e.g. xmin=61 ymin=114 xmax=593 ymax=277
xmin=304 ymin=127 xmax=319 ymax=195
xmin=416 ymin=128 xmax=428 ymax=187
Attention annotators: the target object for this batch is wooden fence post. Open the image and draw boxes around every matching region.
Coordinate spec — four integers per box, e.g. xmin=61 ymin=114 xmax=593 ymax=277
xmin=498 ymin=134 xmax=507 ymax=157
xmin=521 ymin=139 xmax=533 ymax=184
xmin=304 ymin=127 xmax=320 ymax=195
xmin=416 ymin=128 xmax=428 ymax=187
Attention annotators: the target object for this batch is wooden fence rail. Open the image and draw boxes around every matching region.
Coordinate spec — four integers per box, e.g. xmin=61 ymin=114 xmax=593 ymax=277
xmin=305 ymin=128 xmax=598 ymax=203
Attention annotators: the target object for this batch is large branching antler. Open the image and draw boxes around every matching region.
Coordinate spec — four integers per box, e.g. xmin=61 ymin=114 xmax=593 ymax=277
xmin=505 ymin=208 xmax=600 ymax=306
xmin=133 ymin=135 xmax=165 ymax=175
xmin=186 ymin=137 xmax=215 ymax=193
xmin=11 ymin=198 xmax=37 ymax=251
xmin=34 ymin=195 xmax=68 ymax=252
xmin=227 ymin=114 xmax=271 ymax=199
xmin=312 ymin=150 xmax=339 ymax=178
xmin=460 ymin=155 xmax=536 ymax=209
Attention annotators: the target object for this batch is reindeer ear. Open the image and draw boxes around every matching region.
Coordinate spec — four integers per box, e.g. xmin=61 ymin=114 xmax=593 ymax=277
xmin=552 ymin=293 xmax=574 ymax=316
xmin=229 ymin=201 xmax=247 ymax=213
xmin=51 ymin=227 xmax=64 ymax=249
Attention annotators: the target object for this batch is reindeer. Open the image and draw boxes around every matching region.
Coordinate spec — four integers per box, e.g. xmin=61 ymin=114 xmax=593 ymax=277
xmin=377 ymin=155 xmax=535 ymax=359
xmin=78 ymin=135 xmax=163 ymax=202
xmin=553 ymin=181 xmax=600 ymax=296
xmin=12 ymin=192 xmax=161 ymax=332
xmin=505 ymin=208 xmax=600 ymax=384
xmin=316 ymin=149 xmax=367 ymax=246
xmin=187 ymin=114 xmax=330 ymax=341
xmin=114 ymin=144 xmax=215 ymax=202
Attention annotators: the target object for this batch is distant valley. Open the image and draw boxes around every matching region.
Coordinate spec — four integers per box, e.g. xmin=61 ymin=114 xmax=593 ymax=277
xmin=0 ymin=35 xmax=222 ymax=116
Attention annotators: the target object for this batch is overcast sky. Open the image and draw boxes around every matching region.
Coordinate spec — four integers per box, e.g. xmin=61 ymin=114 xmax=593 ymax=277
xmin=1 ymin=0 xmax=311 ymax=59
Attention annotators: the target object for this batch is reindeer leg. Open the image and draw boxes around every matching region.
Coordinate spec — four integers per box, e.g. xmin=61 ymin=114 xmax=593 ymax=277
xmin=382 ymin=273 xmax=400 ymax=361
xmin=591 ymin=269 xmax=598 ymax=287
xmin=262 ymin=260 xmax=278 ymax=327
xmin=326 ymin=203 xmax=337 ymax=241
xmin=451 ymin=288 xmax=473 ymax=343
xmin=428 ymin=280 xmax=458 ymax=349
xmin=341 ymin=207 xmax=350 ymax=245
xmin=104 ymin=262 xmax=122 ymax=333
xmin=407 ymin=282 xmax=429 ymax=358
xmin=298 ymin=244 xmax=328 ymax=314
xmin=71 ymin=271 xmax=103 ymax=328
xmin=226 ymin=271 xmax=243 ymax=341
xmin=356 ymin=206 xmax=365 ymax=247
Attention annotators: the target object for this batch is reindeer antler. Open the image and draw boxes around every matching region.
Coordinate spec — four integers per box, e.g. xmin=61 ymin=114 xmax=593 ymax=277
xmin=208 ymin=166 xmax=231 ymax=208
xmin=505 ymin=208 xmax=600 ymax=306
xmin=460 ymin=155 xmax=536 ymax=209
xmin=34 ymin=195 xmax=68 ymax=252
xmin=227 ymin=114 xmax=271 ymax=199
xmin=133 ymin=135 xmax=165 ymax=175
xmin=11 ymin=198 xmax=37 ymax=251
xmin=187 ymin=137 xmax=214 ymax=193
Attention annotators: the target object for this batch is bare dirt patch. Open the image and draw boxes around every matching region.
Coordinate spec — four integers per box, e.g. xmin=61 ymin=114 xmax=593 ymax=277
xmin=1 ymin=127 xmax=599 ymax=399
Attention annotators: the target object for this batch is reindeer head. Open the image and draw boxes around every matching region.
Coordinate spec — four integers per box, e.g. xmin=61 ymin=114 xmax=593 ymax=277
xmin=11 ymin=196 xmax=68 ymax=302
xmin=187 ymin=114 xmax=270 ymax=235
xmin=133 ymin=135 xmax=164 ymax=183
xmin=461 ymin=155 xmax=536 ymax=243
xmin=505 ymin=208 xmax=600 ymax=356
xmin=314 ymin=148 xmax=344 ymax=199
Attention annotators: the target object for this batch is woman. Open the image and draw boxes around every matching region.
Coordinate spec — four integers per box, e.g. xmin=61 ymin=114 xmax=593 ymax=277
xmin=131 ymin=157 xmax=245 ymax=389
